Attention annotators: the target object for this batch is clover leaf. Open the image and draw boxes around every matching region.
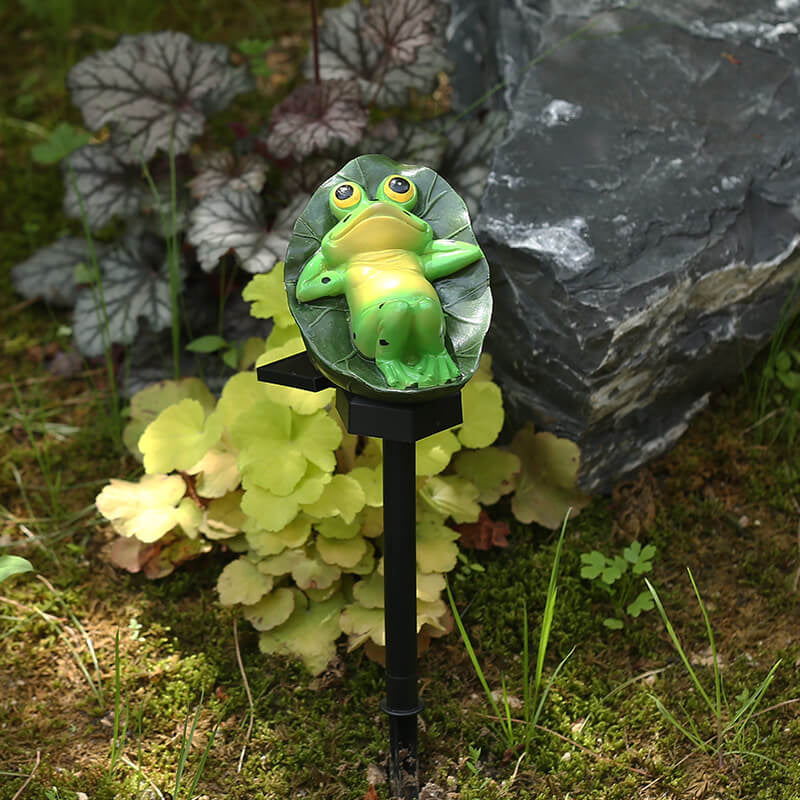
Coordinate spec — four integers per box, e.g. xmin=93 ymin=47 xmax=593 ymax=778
xmin=602 ymin=555 xmax=628 ymax=585
xmin=579 ymin=550 xmax=606 ymax=581
xmin=626 ymin=590 xmax=655 ymax=618
xmin=623 ymin=541 xmax=657 ymax=576
xmin=30 ymin=122 xmax=92 ymax=164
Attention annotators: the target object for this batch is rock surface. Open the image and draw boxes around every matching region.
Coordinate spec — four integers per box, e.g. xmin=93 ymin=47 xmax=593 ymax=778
xmin=446 ymin=0 xmax=800 ymax=492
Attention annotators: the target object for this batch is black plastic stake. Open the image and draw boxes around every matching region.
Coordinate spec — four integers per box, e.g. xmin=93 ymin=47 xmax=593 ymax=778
xmin=382 ymin=438 xmax=422 ymax=797
xmin=258 ymin=353 xmax=462 ymax=799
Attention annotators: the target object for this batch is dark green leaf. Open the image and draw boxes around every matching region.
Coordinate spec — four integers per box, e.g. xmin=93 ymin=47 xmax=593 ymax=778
xmin=222 ymin=346 xmax=240 ymax=369
xmin=777 ymin=371 xmax=800 ymax=391
xmin=775 ymin=351 xmax=792 ymax=372
xmin=603 ymin=617 xmax=624 ymax=630
xmin=186 ymin=335 xmax=228 ymax=353
xmin=31 ymin=122 xmax=91 ymax=164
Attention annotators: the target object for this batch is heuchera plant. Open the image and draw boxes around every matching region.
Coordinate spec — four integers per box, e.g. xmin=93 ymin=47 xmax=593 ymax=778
xmin=12 ymin=0 xmax=507 ymax=388
xmin=96 ymin=269 xmax=590 ymax=674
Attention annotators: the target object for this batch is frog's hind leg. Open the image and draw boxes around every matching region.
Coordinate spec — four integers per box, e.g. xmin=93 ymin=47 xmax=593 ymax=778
xmin=373 ymin=299 xmax=418 ymax=388
xmin=412 ymin=296 xmax=460 ymax=387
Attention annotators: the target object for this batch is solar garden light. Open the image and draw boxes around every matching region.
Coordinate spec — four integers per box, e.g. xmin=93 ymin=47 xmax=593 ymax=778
xmin=259 ymin=155 xmax=492 ymax=798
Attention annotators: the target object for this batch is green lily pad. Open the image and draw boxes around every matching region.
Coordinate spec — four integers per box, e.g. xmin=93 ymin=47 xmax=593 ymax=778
xmin=283 ymin=154 xmax=492 ymax=402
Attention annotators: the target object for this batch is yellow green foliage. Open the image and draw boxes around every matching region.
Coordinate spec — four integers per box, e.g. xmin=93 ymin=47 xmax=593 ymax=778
xmin=95 ymin=270 xmax=592 ymax=674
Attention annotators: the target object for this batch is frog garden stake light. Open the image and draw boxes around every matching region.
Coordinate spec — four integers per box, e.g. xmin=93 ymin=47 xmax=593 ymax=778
xmin=258 ymin=155 xmax=492 ymax=798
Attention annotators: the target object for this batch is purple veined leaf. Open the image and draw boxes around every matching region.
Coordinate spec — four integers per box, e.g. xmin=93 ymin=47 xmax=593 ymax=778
xmin=436 ymin=110 xmax=509 ymax=218
xmin=282 ymin=155 xmax=339 ymax=197
xmin=266 ymin=80 xmax=367 ymax=160
xmin=67 ymin=31 xmax=255 ymax=164
xmin=188 ymin=186 xmax=309 ymax=274
xmin=72 ymin=233 xmax=175 ymax=357
xmin=361 ymin=0 xmax=438 ymax=66
xmin=360 ymin=120 xmax=448 ymax=171
xmin=307 ymin=0 xmax=451 ymax=108
xmin=11 ymin=237 xmax=108 ymax=308
xmin=188 ymin=150 xmax=267 ymax=200
xmin=62 ymin=141 xmax=145 ymax=230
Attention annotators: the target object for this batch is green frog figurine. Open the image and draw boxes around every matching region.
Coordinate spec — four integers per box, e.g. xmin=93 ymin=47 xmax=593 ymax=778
xmin=295 ymin=171 xmax=483 ymax=389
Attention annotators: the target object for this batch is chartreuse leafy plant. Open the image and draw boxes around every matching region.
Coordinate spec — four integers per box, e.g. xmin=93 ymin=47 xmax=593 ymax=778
xmin=580 ymin=540 xmax=657 ymax=629
xmin=96 ymin=268 xmax=592 ymax=674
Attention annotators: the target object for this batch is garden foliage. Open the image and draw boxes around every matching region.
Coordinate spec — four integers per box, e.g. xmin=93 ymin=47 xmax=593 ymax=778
xmin=96 ymin=270 xmax=589 ymax=674
xmin=11 ymin=0 xmax=507 ymax=381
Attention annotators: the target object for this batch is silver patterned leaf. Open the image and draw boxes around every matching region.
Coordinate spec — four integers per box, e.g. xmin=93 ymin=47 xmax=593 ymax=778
xmin=188 ymin=187 xmax=308 ymax=274
xmin=437 ymin=111 xmax=509 ymax=218
xmin=308 ymin=0 xmax=451 ymax=108
xmin=359 ymin=120 xmax=448 ymax=170
xmin=188 ymin=151 xmax=267 ymax=200
xmin=11 ymin=237 xmax=107 ymax=308
xmin=62 ymin=141 xmax=145 ymax=230
xmin=67 ymin=31 xmax=255 ymax=164
xmin=266 ymin=80 xmax=367 ymax=160
xmin=72 ymin=233 xmax=175 ymax=357
xmin=362 ymin=0 xmax=438 ymax=66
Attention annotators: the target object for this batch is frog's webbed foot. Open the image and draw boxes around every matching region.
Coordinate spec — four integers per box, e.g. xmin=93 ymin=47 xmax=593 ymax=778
xmin=415 ymin=352 xmax=460 ymax=387
xmin=376 ymin=357 xmax=420 ymax=388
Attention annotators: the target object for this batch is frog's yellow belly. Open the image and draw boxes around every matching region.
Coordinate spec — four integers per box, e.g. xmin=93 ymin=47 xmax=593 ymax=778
xmin=343 ymin=249 xmax=438 ymax=313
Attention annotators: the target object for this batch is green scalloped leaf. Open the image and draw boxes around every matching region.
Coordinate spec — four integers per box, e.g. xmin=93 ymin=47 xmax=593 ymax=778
xmin=457 ymin=378 xmax=503 ymax=449
xmin=199 ymin=491 xmax=246 ymax=540
xmin=242 ymin=263 xmax=295 ymax=329
xmin=189 ymin=438 xmax=240 ymax=499
xmin=353 ymin=570 xmax=384 ymax=608
xmin=139 ymin=398 xmax=224 ymax=475
xmin=314 ymin=514 xmax=362 ymax=540
xmin=259 ymin=320 xmax=305 ymax=363
xmin=123 ymin=377 xmax=216 ymax=460
xmin=244 ymin=514 xmax=312 ymax=556
xmin=347 ymin=466 xmax=383 ymax=507
xmin=257 ymin=545 xmax=341 ymax=590
xmin=416 ymin=429 xmax=461 ymax=477
xmin=316 ymin=534 xmax=368 ymax=568
xmin=453 ymin=447 xmax=520 ymax=506
xmin=262 ymin=384 xmax=336 ymax=415
xmin=217 ymin=557 xmax=273 ymax=606
xmin=243 ymin=587 xmax=296 ymax=631
xmin=240 ymin=464 xmax=331 ymax=532
xmin=417 ymin=571 xmax=445 ymax=602
xmin=96 ymin=474 xmax=188 ymax=543
xmin=284 ymin=154 xmax=491 ymax=401
xmin=510 ymin=424 xmax=591 ymax=530
xmin=214 ymin=371 xmax=267 ymax=431
xmin=258 ymin=593 xmax=345 ymax=675
xmin=301 ymin=473 xmax=365 ymax=523
xmin=418 ymin=475 xmax=481 ymax=523
xmin=416 ymin=511 xmax=460 ymax=573
xmin=340 ymin=603 xmax=385 ymax=648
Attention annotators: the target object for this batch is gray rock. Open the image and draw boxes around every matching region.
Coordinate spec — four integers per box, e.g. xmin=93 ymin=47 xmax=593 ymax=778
xmin=445 ymin=0 xmax=800 ymax=492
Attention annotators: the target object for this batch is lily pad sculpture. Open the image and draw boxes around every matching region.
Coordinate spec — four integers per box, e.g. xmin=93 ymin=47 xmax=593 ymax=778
xmin=284 ymin=154 xmax=492 ymax=401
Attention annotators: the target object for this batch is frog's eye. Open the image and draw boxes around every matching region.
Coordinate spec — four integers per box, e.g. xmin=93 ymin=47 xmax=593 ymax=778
xmin=330 ymin=182 xmax=363 ymax=215
xmin=379 ymin=174 xmax=418 ymax=209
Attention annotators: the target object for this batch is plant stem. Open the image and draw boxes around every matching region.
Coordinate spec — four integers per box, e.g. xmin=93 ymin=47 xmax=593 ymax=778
xmin=310 ymin=0 xmax=320 ymax=85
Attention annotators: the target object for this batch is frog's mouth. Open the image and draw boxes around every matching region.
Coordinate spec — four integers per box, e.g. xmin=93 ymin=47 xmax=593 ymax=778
xmin=329 ymin=202 xmax=427 ymax=245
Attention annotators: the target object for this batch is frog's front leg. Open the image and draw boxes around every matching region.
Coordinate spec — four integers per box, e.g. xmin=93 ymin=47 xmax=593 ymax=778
xmin=296 ymin=250 xmax=345 ymax=302
xmin=420 ymin=239 xmax=483 ymax=281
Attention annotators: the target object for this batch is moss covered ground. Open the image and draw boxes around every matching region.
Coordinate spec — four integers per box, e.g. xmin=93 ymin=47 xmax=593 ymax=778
xmin=2 ymin=1 xmax=800 ymax=798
